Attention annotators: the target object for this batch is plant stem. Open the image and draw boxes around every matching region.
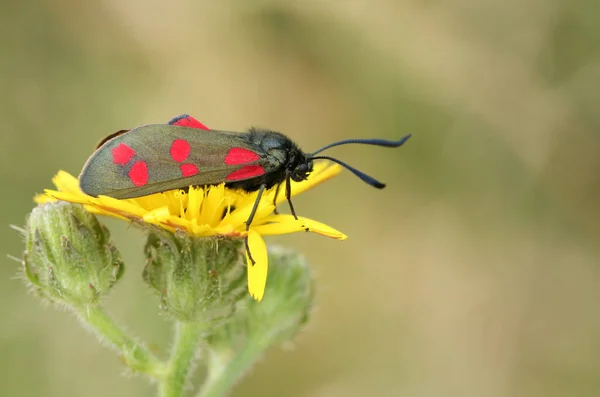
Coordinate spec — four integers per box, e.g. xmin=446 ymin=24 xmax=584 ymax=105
xmin=196 ymin=339 xmax=266 ymax=397
xmin=159 ymin=321 xmax=207 ymax=397
xmin=76 ymin=305 xmax=167 ymax=379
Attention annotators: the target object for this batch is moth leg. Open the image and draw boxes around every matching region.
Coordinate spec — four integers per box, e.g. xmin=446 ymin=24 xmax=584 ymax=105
xmin=245 ymin=184 xmax=266 ymax=266
xmin=284 ymin=176 xmax=307 ymax=231
xmin=285 ymin=176 xmax=298 ymax=220
xmin=272 ymin=183 xmax=281 ymax=214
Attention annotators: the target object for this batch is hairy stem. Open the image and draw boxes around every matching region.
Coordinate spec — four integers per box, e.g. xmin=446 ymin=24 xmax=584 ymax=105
xmin=196 ymin=339 xmax=266 ymax=397
xmin=76 ymin=306 xmax=167 ymax=379
xmin=159 ymin=321 xmax=207 ymax=397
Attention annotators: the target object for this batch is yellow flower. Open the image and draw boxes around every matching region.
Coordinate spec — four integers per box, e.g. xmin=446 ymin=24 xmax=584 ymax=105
xmin=36 ymin=162 xmax=347 ymax=301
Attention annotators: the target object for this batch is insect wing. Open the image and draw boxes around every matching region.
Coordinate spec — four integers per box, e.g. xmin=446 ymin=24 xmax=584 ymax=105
xmin=95 ymin=129 xmax=131 ymax=149
xmin=168 ymin=114 xmax=210 ymax=130
xmin=79 ymin=124 xmax=267 ymax=199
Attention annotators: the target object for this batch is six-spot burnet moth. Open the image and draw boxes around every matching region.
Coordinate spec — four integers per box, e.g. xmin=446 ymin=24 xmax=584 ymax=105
xmin=79 ymin=114 xmax=411 ymax=264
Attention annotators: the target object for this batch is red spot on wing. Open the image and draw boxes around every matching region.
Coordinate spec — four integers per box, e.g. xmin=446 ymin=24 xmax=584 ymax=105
xmin=170 ymin=114 xmax=210 ymax=130
xmin=224 ymin=148 xmax=261 ymax=165
xmin=180 ymin=163 xmax=199 ymax=177
xmin=129 ymin=161 xmax=149 ymax=186
xmin=112 ymin=143 xmax=135 ymax=165
xmin=226 ymin=165 xmax=265 ymax=181
xmin=170 ymin=139 xmax=191 ymax=162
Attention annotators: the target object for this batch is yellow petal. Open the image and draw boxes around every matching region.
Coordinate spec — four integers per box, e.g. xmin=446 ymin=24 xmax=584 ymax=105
xmin=274 ymin=163 xmax=342 ymax=205
xmin=298 ymin=216 xmax=348 ymax=240
xmin=194 ymin=186 xmax=214 ymax=225
xmin=142 ymin=206 xmax=172 ymax=222
xmin=246 ymin=229 xmax=268 ymax=301
xmin=227 ymin=191 xmax=274 ymax=230
xmin=185 ymin=186 xmax=203 ymax=220
xmin=130 ymin=193 xmax=170 ymax=213
xmin=34 ymin=193 xmax=56 ymax=204
xmin=198 ymin=183 xmax=227 ymax=226
xmin=44 ymin=189 xmax=90 ymax=205
xmin=212 ymin=223 xmax=238 ymax=236
xmin=52 ymin=170 xmax=82 ymax=194
xmin=253 ymin=215 xmax=347 ymax=240
xmin=95 ymin=195 xmax=147 ymax=218
xmin=83 ymin=206 xmax=130 ymax=221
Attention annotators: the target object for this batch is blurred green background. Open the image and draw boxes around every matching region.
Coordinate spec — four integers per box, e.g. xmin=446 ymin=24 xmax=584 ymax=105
xmin=2 ymin=1 xmax=600 ymax=396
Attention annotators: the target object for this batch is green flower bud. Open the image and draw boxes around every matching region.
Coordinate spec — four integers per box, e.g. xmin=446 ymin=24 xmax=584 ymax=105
xmin=22 ymin=202 xmax=124 ymax=308
xmin=240 ymin=246 xmax=314 ymax=343
xmin=219 ymin=246 xmax=314 ymax=345
xmin=142 ymin=230 xmax=246 ymax=323
xmin=198 ymin=246 xmax=315 ymax=396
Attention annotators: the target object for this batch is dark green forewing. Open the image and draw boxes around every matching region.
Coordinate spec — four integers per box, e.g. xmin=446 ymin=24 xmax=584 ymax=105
xmin=79 ymin=124 xmax=269 ymax=199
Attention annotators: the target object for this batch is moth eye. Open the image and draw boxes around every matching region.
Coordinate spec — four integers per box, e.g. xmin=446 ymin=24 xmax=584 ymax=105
xmin=296 ymin=163 xmax=309 ymax=173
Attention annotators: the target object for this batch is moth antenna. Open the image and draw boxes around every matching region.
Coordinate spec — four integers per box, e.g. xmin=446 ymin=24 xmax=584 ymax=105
xmin=311 ymin=156 xmax=386 ymax=189
xmin=310 ymin=134 xmax=411 ymax=156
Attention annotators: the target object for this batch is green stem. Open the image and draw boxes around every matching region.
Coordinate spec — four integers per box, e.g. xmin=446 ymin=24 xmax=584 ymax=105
xmin=76 ymin=305 xmax=166 ymax=379
xmin=160 ymin=321 xmax=207 ymax=397
xmin=196 ymin=339 xmax=266 ymax=397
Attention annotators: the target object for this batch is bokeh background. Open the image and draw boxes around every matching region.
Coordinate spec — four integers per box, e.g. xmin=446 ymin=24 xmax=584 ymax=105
xmin=2 ymin=1 xmax=600 ymax=396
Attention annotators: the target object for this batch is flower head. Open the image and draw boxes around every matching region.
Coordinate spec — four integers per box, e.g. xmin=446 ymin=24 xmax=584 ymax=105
xmin=36 ymin=162 xmax=347 ymax=300
xmin=22 ymin=201 xmax=124 ymax=308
